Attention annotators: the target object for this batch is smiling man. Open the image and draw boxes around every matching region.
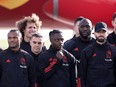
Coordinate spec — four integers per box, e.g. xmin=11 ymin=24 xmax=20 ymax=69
xmin=0 ymin=29 xmax=35 ymax=87
xmin=16 ymin=13 xmax=43 ymax=54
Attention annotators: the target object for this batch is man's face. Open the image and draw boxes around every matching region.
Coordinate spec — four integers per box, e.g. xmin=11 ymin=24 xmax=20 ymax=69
xmin=112 ymin=18 xmax=116 ymax=29
xmin=79 ymin=19 xmax=92 ymax=39
xmin=94 ymin=30 xmax=107 ymax=43
xmin=8 ymin=31 xmax=21 ymax=49
xmin=50 ymin=33 xmax=64 ymax=51
xmin=79 ymin=25 xmax=91 ymax=39
xmin=30 ymin=36 xmax=44 ymax=54
xmin=24 ymin=22 xmax=37 ymax=38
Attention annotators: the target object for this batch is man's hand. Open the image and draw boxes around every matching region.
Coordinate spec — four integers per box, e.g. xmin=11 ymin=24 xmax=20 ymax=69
xmin=56 ymin=50 xmax=64 ymax=59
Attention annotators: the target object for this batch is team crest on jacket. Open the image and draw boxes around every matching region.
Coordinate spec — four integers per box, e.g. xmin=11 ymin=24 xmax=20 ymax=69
xmin=6 ymin=59 xmax=11 ymax=63
xmin=92 ymin=53 xmax=96 ymax=57
xmin=20 ymin=58 xmax=26 ymax=64
xmin=106 ymin=50 xmax=112 ymax=58
xmin=74 ymin=47 xmax=79 ymax=51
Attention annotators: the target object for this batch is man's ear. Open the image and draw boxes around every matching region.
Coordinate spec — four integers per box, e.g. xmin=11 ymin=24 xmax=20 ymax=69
xmin=93 ymin=32 xmax=97 ymax=37
xmin=112 ymin=21 xmax=114 ymax=26
xmin=91 ymin=27 xmax=93 ymax=31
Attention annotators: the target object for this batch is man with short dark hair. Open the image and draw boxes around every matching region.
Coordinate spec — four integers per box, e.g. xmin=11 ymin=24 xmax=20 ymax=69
xmin=80 ymin=22 xmax=116 ymax=87
xmin=0 ymin=29 xmax=35 ymax=87
xmin=37 ymin=30 xmax=76 ymax=87
xmin=107 ymin=12 xmax=116 ymax=46
xmin=30 ymin=33 xmax=45 ymax=87
xmin=64 ymin=18 xmax=94 ymax=61
xmin=64 ymin=18 xmax=94 ymax=74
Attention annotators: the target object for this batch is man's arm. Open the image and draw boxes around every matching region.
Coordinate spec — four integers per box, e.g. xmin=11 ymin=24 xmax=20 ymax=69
xmin=80 ymin=50 xmax=88 ymax=87
xmin=113 ymin=48 xmax=116 ymax=85
xmin=37 ymin=51 xmax=62 ymax=80
xmin=27 ymin=55 xmax=35 ymax=87
xmin=63 ymin=39 xmax=75 ymax=52
xmin=69 ymin=54 xmax=76 ymax=87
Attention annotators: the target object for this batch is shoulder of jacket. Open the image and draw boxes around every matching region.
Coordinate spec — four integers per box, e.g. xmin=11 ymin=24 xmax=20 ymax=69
xmin=64 ymin=38 xmax=75 ymax=45
xmin=107 ymin=32 xmax=114 ymax=38
xmin=63 ymin=38 xmax=77 ymax=52
xmin=20 ymin=49 xmax=28 ymax=53
xmin=20 ymin=49 xmax=33 ymax=59
xmin=39 ymin=50 xmax=49 ymax=57
xmin=83 ymin=43 xmax=94 ymax=52
xmin=109 ymin=44 xmax=116 ymax=50
xmin=62 ymin=49 xmax=75 ymax=60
